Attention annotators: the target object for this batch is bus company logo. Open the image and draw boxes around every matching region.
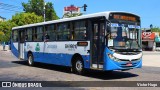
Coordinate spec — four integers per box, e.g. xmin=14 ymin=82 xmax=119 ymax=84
xmin=47 ymin=45 xmax=57 ymax=49
xmin=65 ymin=44 xmax=77 ymax=49
xmin=65 ymin=44 xmax=77 ymax=51
xmin=35 ymin=43 xmax=40 ymax=52
xmin=27 ymin=44 xmax=33 ymax=49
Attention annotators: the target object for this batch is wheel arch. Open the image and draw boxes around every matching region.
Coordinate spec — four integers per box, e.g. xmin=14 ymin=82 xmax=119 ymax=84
xmin=71 ymin=53 xmax=84 ymax=67
xmin=27 ymin=51 xmax=33 ymax=58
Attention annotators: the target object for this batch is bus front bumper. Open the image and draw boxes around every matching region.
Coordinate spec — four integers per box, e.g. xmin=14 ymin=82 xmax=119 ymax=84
xmin=104 ymin=57 xmax=142 ymax=71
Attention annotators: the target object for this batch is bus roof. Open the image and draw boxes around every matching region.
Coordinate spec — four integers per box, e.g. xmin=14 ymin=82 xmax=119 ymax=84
xmin=12 ymin=11 xmax=140 ymax=30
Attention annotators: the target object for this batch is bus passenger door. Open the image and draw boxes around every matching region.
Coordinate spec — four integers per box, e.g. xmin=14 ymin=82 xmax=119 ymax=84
xmin=91 ymin=21 xmax=105 ymax=69
xmin=18 ymin=30 xmax=25 ymax=59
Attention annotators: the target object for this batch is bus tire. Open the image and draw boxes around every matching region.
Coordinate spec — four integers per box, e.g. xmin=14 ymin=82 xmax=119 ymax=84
xmin=72 ymin=57 xmax=84 ymax=75
xmin=104 ymin=70 xmax=113 ymax=73
xmin=28 ymin=53 xmax=34 ymax=66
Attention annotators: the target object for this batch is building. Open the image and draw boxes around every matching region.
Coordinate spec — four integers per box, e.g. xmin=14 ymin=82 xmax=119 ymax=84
xmin=142 ymin=29 xmax=155 ymax=51
xmin=0 ymin=16 xmax=6 ymax=22
xmin=63 ymin=5 xmax=81 ymax=18
xmin=142 ymin=29 xmax=160 ymax=51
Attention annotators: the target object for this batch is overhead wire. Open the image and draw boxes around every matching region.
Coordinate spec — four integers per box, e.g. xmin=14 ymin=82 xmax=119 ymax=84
xmin=0 ymin=2 xmax=23 ymax=12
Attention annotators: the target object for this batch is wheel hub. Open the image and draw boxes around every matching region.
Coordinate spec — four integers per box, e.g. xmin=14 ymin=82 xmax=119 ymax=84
xmin=29 ymin=56 xmax=32 ymax=64
xmin=76 ymin=61 xmax=83 ymax=71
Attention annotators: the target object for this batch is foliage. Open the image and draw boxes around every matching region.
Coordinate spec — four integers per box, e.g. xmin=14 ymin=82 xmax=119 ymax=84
xmin=151 ymin=27 xmax=160 ymax=32
xmin=22 ymin=0 xmax=59 ymax=21
xmin=0 ymin=20 xmax=16 ymax=42
xmin=45 ymin=2 xmax=59 ymax=21
xmin=0 ymin=31 xmax=4 ymax=42
xmin=0 ymin=12 xmax=43 ymax=42
xmin=11 ymin=12 xmax=43 ymax=26
xmin=0 ymin=0 xmax=60 ymax=42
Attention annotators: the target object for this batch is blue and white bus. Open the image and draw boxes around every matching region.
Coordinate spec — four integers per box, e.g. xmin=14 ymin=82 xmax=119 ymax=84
xmin=11 ymin=11 xmax=142 ymax=74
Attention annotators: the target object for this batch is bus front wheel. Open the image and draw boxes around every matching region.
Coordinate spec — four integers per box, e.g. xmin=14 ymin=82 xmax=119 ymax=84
xmin=72 ymin=57 xmax=84 ymax=75
xmin=28 ymin=54 xmax=34 ymax=66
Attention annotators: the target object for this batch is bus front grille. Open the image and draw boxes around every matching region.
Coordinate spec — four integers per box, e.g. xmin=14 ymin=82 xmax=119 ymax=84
xmin=119 ymin=59 xmax=139 ymax=62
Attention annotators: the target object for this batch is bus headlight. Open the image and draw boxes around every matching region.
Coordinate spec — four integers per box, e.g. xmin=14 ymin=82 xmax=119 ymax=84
xmin=108 ymin=53 xmax=120 ymax=62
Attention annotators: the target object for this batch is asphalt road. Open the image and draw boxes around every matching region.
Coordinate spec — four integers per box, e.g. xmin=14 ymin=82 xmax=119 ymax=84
xmin=0 ymin=50 xmax=160 ymax=90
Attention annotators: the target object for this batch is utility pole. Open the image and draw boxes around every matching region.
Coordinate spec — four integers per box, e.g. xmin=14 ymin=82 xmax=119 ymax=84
xmin=43 ymin=2 xmax=46 ymax=22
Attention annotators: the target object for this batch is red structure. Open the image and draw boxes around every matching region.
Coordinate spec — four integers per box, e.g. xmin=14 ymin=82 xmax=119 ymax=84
xmin=64 ymin=5 xmax=79 ymax=12
xmin=142 ymin=32 xmax=155 ymax=40
xmin=142 ymin=31 xmax=156 ymax=51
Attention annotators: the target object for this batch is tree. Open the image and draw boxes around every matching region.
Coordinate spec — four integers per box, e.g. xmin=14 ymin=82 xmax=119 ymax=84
xmin=0 ymin=31 xmax=5 ymax=42
xmin=11 ymin=12 xmax=43 ymax=26
xmin=22 ymin=0 xmax=59 ymax=21
xmin=0 ymin=20 xmax=16 ymax=42
xmin=0 ymin=12 xmax=43 ymax=42
xmin=45 ymin=2 xmax=59 ymax=21
xmin=151 ymin=27 xmax=160 ymax=32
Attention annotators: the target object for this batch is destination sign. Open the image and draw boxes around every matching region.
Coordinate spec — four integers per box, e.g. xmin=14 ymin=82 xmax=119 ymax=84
xmin=113 ymin=15 xmax=136 ymax=22
xmin=109 ymin=13 xmax=140 ymax=22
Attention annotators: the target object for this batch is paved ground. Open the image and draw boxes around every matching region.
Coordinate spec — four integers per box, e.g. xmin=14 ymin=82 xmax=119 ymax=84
xmin=0 ymin=45 xmax=9 ymax=51
xmin=142 ymin=51 xmax=160 ymax=67
xmin=0 ymin=49 xmax=160 ymax=90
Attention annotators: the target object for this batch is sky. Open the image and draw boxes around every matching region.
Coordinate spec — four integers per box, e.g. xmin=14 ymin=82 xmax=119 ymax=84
xmin=0 ymin=0 xmax=160 ymax=28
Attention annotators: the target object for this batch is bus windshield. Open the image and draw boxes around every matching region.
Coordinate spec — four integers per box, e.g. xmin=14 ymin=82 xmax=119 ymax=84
xmin=109 ymin=23 xmax=141 ymax=50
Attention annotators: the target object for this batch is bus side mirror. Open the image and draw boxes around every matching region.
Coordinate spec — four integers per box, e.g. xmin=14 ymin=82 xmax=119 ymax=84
xmin=105 ymin=22 xmax=113 ymax=40
xmin=106 ymin=22 xmax=111 ymax=33
xmin=106 ymin=23 xmax=111 ymax=38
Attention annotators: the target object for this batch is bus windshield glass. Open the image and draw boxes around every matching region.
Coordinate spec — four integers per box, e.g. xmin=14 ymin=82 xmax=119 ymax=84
xmin=109 ymin=23 xmax=141 ymax=50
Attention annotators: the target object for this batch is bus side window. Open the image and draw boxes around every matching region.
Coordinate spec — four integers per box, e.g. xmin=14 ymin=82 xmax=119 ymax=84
xmin=25 ymin=35 xmax=28 ymax=41
xmin=71 ymin=31 xmax=74 ymax=40
xmin=44 ymin=33 xmax=50 ymax=42
xmin=74 ymin=20 xmax=87 ymax=40
xmin=66 ymin=23 xmax=70 ymax=40
xmin=57 ymin=23 xmax=70 ymax=40
xmin=45 ymin=24 xmax=56 ymax=41
xmin=70 ymin=22 xmax=74 ymax=40
xmin=32 ymin=31 xmax=37 ymax=41
xmin=34 ymin=34 xmax=38 ymax=41
xmin=12 ymin=30 xmax=18 ymax=42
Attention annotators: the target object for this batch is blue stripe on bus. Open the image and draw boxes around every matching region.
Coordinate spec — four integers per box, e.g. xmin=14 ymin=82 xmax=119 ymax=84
xmin=11 ymin=43 xmax=90 ymax=69
xmin=26 ymin=52 xmax=90 ymax=69
xmin=11 ymin=43 xmax=19 ymax=58
xmin=11 ymin=42 xmax=90 ymax=69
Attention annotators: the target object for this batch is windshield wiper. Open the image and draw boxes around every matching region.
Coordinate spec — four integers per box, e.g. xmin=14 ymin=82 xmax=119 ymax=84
xmin=135 ymin=40 xmax=141 ymax=49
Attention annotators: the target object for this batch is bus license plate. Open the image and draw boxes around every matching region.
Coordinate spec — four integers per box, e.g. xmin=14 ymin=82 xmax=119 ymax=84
xmin=126 ymin=62 xmax=132 ymax=66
